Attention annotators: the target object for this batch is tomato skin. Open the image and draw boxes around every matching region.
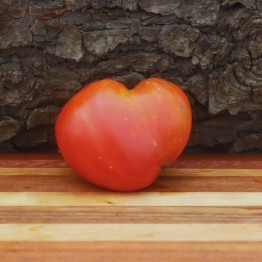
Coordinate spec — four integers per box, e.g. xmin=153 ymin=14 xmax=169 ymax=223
xmin=55 ymin=78 xmax=192 ymax=191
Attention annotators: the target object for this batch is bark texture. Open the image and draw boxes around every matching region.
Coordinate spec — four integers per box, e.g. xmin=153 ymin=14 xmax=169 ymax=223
xmin=0 ymin=0 xmax=262 ymax=152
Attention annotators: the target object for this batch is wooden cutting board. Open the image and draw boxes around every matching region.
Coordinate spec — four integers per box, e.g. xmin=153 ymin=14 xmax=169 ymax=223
xmin=0 ymin=154 xmax=262 ymax=261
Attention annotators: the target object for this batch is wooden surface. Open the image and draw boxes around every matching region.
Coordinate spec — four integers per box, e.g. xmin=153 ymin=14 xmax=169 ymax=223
xmin=0 ymin=154 xmax=262 ymax=261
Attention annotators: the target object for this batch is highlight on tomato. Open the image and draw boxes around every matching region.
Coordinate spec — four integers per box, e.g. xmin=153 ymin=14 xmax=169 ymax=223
xmin=55 ymin=78 xmax=192 ymax=191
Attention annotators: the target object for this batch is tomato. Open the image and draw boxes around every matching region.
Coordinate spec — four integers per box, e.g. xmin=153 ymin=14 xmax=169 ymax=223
xmin=55 ymin=78 xmax=192 ymax=191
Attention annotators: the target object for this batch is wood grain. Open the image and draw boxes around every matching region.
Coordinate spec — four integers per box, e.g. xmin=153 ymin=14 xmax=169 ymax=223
xmin=0 ymin=153 xmax=261 ymax=168
xmin=1 ymin=242 xmax=262 ymax=262
xmin=1 ymin=174 xmax=262 ymax=192
xmin=1 ymin=166 xmax=262 ymax=193
xmin=2 ymin=167 xmax=262 ymax=176
xmin=1 ymin=223 xmax=262 ymax=241
xmin=162 ymin=168 xmax=262 ymax=176
xmin=0 ymin=154 xmax=261 ymax=260
xmin=0 ymin=206 xmax=262 ymax=224
xmin=0 ymin=154 xmax=66 ymax=168
xmin=0 ymin=167 xmax=73 ymax=176
xmin=172 ymin=154 xmax=262 ymax=169
xmin=1 ymin=192 xmax=262 ymax=206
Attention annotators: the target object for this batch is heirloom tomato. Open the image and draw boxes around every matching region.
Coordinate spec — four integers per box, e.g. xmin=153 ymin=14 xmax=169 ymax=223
xmin=55 ymin=78 xmax=192 ymax=191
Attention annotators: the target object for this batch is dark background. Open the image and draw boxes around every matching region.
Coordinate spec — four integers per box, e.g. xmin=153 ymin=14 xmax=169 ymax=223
xmin=0 ymin=0 xmax=261 ymax=153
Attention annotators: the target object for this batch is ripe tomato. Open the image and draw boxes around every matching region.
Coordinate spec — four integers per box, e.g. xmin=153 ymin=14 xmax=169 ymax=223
xmin=55 ymin=78 xmax=192 ymax=191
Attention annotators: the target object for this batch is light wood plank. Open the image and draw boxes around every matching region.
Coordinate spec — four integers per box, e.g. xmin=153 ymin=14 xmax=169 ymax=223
xmin=0 ymin=167 xmax=261 ymax=177
xmin=1 ymin=192 xmax=262 ymax=206
xmin=162 ymin=168 xmax=262 ymax=177
xmin=0 ymin=168 xmax=73 ymax=176
xmin=1 ymin=224 xmax=262 ymax=241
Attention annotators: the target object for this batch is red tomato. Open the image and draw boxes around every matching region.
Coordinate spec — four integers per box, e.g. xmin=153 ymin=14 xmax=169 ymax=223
xmin=55 ymin=78 xmax=192 ymax=191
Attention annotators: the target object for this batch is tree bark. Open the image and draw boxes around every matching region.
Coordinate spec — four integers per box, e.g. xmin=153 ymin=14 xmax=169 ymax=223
xmin=0 ymin=0 xmax=261 ymax=153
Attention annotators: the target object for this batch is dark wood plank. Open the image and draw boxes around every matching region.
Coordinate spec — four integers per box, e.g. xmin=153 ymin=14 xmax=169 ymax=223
xmin=0 ymin=154 xmax=261 ymax=168
xmin=0 ymin=154 xmax=66 ymax=168
xmin=1 ymin=242 xmax=262 ymax=262
xmin=1 ymin=175 xmax=262 ymax=192
xmin=172 ymin=154 xmax=262 ymax=169
xmin=0 ymin=206 xmax=262 ymax=224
